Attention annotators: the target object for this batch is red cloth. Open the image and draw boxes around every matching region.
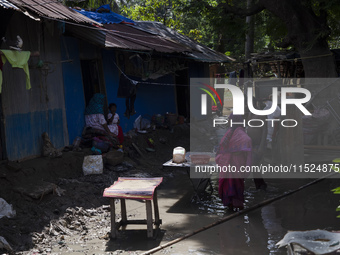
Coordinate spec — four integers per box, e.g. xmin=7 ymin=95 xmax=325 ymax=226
xmin=218 ymin=178 xmax=245 ymax=209
xmin=117 ymin=125 xmax=124 ymax=144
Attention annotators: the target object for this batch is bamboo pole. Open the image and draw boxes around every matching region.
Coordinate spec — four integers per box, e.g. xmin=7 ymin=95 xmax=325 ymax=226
xmin=304 ymin=145 xmax=340 ymax=151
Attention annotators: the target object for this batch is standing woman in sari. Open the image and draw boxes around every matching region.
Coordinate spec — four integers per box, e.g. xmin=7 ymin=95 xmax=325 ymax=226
xmin=216 ymin=113 xmax=252 ymax=210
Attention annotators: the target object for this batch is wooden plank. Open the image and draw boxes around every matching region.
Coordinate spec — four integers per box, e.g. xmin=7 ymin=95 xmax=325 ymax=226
xmin=145 ymin=200 xmax=153 ymax=238
xmin=132 ymin=142 xmax=144 ymax=157
xmin=110 ymin=199 xmax=117 ymax=239
xmin=123 ymin=220 xmax=148 ymax=224
xmin=117 ymin=219 xmax=162 ymax=225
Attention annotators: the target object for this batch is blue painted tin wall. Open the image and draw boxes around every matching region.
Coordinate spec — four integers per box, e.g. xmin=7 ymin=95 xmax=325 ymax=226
xmin=2 ymin=14 xmax=68 ymax=160
xmin=102 ymin=50 xmax=177 ymax=132
xmin=5 ymin=110 xmax=65 ymax=159
xmin=61 ymin=36 xmax=86 ymax=144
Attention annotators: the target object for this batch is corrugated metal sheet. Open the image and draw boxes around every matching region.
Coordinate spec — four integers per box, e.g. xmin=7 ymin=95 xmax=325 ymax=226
xmin=104 ymin=24 xmax=191 ymax=53
xmin=66 ymin=23 xmax=190 ymax=53
xmin=2 ymin=0 xmax=101 ymax=25
xmin=66 ymin=24 xmax=107 ymax=47
xmin=66 ymin=18 xmax=233 ymax=61
xmin=105 ymin=32 xmax=150 ymax=50
xmin=134 ymin=21 xmax=234 ymax=63
xmin=0 ymin=0 xmax=19 ymax=10
xmin=66 ymin=23 xmax=150 ymax=51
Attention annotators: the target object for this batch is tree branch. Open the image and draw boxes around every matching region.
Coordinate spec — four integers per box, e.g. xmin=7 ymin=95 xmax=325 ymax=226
xmin=219 ymin=1 xmax=265 ymax=17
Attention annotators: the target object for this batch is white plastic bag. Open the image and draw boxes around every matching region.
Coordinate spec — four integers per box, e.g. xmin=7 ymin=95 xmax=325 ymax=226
xmin=277 ymin=229 xmax=340 ymax=254
xmin=134 ymin=115 xmax=151 ymax=131
xmin=82 ymin=155 xmax=103 ymax=175
xmin=0 ymin=198 xmax=16 ymax=219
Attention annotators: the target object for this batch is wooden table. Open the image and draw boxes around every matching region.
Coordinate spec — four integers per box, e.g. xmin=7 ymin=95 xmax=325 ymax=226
xmin=103 ymin=177 xmax=163 ymax=239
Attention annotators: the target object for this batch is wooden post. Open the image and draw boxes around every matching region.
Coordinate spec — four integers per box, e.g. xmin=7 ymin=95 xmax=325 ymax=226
xmin=110 ymin=199 xmax=117 ymax=239
xmin=120 ymin=198 xmax=127 ymax=224
xmin=145 ymin=200 xmax=153 ymax=238
xmin=153 ymin=190 xmax=160 ymax=227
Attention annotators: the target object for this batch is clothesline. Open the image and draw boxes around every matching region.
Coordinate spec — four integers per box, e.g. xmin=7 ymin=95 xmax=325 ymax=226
xmin=111 ymin=57 xmax=190 ymax=87
xmin=246 ymin=53 xmax=333 ymax=65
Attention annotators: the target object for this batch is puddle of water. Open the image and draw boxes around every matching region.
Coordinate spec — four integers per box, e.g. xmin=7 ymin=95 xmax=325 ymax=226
xmin=158 ymin=178 xmax=340 ymax=255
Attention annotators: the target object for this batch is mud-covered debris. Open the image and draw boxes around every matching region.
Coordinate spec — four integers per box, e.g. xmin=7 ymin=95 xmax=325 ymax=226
xmin=159 ymin=137 xmax=167 ymax=144
xmin=112 ymin=165 xmax=128 ymax=172
xmin=102 ymin=205 xmax=110 ymax=211
xmin=58 ymin=178 xmax=83 ymax=185
xmin=42 ymin=132 xmax=62 ymax=158
xmin=6 ymin=161 xmax=22 ymax=172
xmin=0 ymin=198 xmax=16 ymax=219
xmin=85 ymin=209 xmax=97 ymax=216
xmin=0 ymin=236 xmax=13 ymax=253
xmin=99 ymin=232 xmax=110 ymax=240
xmin=32 ymin=232 xmax=46 ymax=244
xmin=54 ymin=186 xmax=66 ymax=197
xmin=53 ymin=222 xmax=72 ymax=235
xmin=14 ymin=181 xmax=59 ymax=200
xmin=65 ymin=207 xmax=76 ymax=216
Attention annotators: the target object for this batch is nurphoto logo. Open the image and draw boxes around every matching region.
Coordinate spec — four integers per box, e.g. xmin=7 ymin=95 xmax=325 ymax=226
xmin=199 ymin=83 xmax=312 ymax=128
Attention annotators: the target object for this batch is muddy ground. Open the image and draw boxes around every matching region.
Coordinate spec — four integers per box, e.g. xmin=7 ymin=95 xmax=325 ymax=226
xmin=1 ymin=123 xmax=340 ymax=255
xmin=0 ymin=124 xmax=191 ymax=254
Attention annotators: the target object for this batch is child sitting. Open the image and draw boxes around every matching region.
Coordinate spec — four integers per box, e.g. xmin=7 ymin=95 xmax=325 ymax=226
xmin=108 ymin=103 xmax=124 ymax=144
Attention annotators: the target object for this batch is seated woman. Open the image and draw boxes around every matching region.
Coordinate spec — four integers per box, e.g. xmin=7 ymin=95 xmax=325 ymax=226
xmin=107 ymin=103 xmax=124 ymax=144
xmin=84 ymin=93 xmax=117 ymax=145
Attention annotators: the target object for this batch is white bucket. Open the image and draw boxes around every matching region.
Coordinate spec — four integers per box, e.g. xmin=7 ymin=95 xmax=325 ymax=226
xmin=173 ymin=147 xmax=186 ymax=163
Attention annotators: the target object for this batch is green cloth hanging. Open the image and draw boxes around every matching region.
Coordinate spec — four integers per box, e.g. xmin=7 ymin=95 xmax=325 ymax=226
xmin=0 ymin=50 xmax=31 ymax=92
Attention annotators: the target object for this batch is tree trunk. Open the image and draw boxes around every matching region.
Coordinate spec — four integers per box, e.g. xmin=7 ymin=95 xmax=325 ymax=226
xmin=261 ymin=0 xmax=337 ymax=78
xmin=299 ymin=42 xmax=337 ymax=78
xmin=245 ymin=0 xmax=255 ymax=61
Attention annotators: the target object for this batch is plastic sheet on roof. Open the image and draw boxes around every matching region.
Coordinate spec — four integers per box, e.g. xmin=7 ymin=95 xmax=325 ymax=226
xmin=74 ymin=4 xmax=135 ymax=25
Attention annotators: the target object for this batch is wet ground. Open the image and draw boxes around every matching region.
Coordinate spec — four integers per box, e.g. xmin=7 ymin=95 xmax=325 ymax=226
xmin=25 ymin=170 xmax=337 ymax=255
xmin=1 ymin=122 xmax=340 ymax=255
xmin=153 ymin=177 xmax=340 ymax=255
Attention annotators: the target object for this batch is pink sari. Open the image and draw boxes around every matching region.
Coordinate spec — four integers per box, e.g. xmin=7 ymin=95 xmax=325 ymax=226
xmin=216 ymin=127 xmax=252 ymax=209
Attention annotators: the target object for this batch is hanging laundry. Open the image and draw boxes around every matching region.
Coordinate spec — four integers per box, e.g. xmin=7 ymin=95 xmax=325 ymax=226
xmin=117 ymin=74 xmax=138 ymax=118
xmin=0 ymin=50 xmax=31 ymax=92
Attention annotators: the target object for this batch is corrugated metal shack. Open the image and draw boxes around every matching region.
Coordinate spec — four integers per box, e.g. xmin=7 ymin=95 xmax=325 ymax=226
xmin=0 ymin=0 xmax=98 ymax=160
xmin=62 ymin=6 xmax=233 ymax=144
xmin=0 ymin=2 xmax=232 ymax=160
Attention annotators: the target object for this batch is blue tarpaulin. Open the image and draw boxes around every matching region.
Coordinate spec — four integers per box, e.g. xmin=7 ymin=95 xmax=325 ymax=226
xmin=74 ymin=5 xmax=135 ymax=24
